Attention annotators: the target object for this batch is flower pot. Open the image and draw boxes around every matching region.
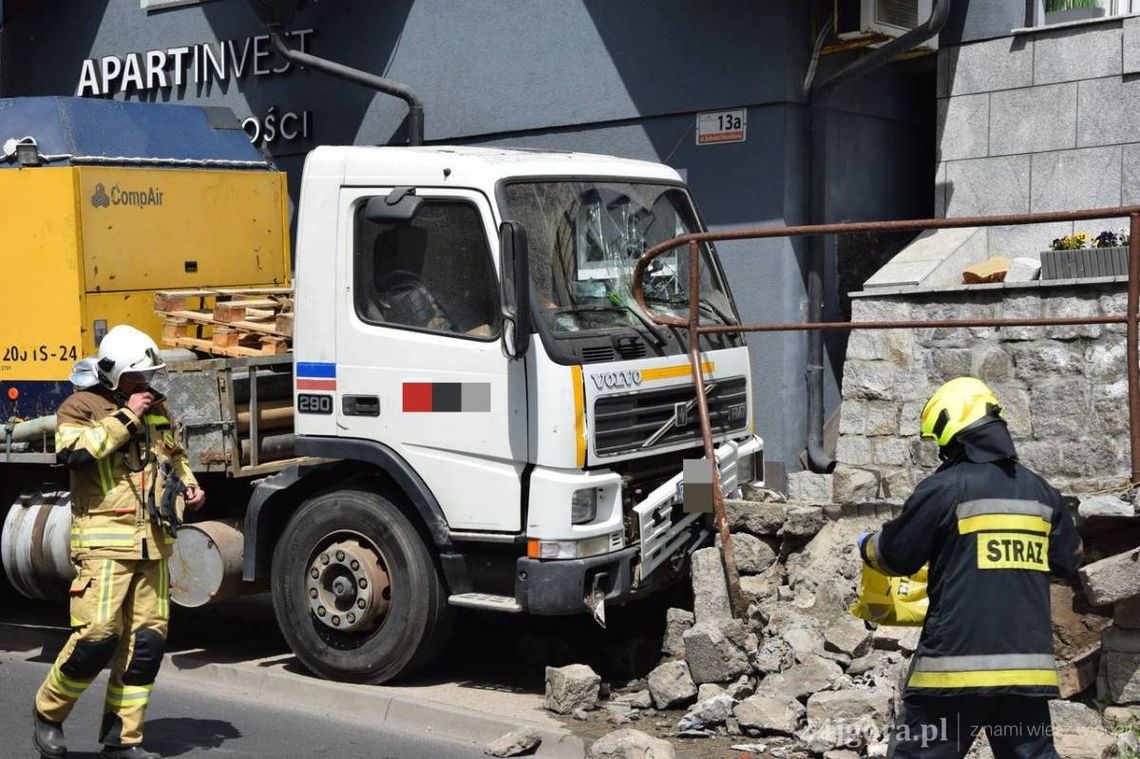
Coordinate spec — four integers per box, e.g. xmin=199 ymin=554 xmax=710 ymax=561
xmin=1040 ymin=246 xmax=1128 ymax=280
xmin=1044 ymin=6 xmax=1107 ymax=25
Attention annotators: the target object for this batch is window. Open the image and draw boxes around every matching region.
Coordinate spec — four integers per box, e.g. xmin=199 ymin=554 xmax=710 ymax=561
xmin=353 ymin=200 xmax=500 ymax=340
xmin=1032 ymin=0 xmax=1140 ymax=27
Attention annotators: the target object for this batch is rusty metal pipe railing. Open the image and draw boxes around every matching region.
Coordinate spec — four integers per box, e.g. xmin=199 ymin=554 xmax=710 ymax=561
xmin=632 ymin=206 xmax=1140 ymax=619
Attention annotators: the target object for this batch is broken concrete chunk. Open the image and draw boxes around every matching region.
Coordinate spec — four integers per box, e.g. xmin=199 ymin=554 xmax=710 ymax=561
xmin=1118 ymin=597 xmax=1140 ymax=630
xmin=1079 ymin=548 xmax=1140 ymax=606
xmin=825 ymin=616 xmax=873 ymax=659
xmin=612 ymin=689 xmax=652 ymax=710
xmin=647 ymin=660 xmax=697 ymax=710
xmin=733 ymin=693 xmax=805 ymax=736
xmin=725 ymin=675 xmax=756 ymax=701
xmin=724 ymin=532 xmax=779 ymax=575
xmin=782 ymin=625 xmax=825 ymax=657
xmin=847 ymin=653 xmax=882 ymax=677
xmin=545 ymin=664 xmax=601 ymax=715
xmin=805 ymin=688 xmax=892 ymax=730
xmin=690 ymin=547 xmax=732 ymax=623
xmin=586 ymin=728 xmax=676 ymax=759
xmin=661 ymin=608 xmax=695 ymax=658
xmin=872 ymin=625 xmax=921 ymax=654
xmin=1103 ymin=705 xmax=1140 ymax=729
xmin=484 ymin=729 xmax=541 ymax=757
xmin=1078 ymin=493 xmax=1136 ymax=523
xmin=683 ymin=619 xmax=751 ymax=684
xmin=697 ymin=683 xmax=725 ymax=703
xmin=757 ymin=654 xmax=843 ymax=701
xmin=1051 ymin=729 xmax=1115 ymax=759
xmin=726 ymin=499 xmax=787 ymax=535
xmin=780 ymin=506 xmax=827 ymax=539
xmin=1048 ymin=699 xmax=1102 ymax=731
xmin=677 ymin=693 xmax=736 ymax=732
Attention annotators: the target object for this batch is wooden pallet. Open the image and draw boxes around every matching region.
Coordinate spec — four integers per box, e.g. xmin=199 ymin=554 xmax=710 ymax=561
xmin=156 ymin=287 xmax=294 ymax=356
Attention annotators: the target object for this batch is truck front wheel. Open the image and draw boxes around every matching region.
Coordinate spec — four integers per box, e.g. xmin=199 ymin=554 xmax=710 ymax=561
xmin=270 ymin=487 xmax=450 ymax=683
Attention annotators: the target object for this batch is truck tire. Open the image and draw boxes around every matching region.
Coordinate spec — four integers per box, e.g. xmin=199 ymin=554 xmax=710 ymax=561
xmin=270 ymin=487 xmax=451 ymax=683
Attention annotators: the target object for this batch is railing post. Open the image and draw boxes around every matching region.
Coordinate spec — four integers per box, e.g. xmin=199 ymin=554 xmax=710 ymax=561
xmin=1129 ymin=214 xmax=1140 ymax=485
xmin=686 ymin=241 xmax=747 ymax=618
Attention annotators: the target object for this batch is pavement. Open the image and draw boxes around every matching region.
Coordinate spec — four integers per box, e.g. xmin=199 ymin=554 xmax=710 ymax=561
xmin=1 ymin=643 xmax=494 ymax=758
xmin=1 ymin=587 xmax=691 ymax=759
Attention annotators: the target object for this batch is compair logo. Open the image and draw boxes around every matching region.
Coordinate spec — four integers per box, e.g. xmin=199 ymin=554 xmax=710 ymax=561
xmin=91 ymin=183 xmax=110 ymax=208
xmin=90 ymin=183 xmax=165 ymax=209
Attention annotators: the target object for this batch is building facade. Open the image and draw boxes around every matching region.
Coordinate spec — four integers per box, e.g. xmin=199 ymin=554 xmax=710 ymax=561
xmin=0 ymin=0 xmax=939 ymax=477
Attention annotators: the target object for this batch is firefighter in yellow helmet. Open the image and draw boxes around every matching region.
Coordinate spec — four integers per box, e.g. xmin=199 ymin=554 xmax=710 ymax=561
xmin=33 ymin=325 xmax=205 ymax=759
xmin=858 ymin=377 xmax=1081 ymax=759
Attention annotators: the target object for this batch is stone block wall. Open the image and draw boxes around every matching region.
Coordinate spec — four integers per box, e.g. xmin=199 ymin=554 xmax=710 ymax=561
xmin=837 ymin=284 xmax=1131 ymax=498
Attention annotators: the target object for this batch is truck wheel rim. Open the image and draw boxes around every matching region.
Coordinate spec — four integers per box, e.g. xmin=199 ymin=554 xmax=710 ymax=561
xmin=306 ymin=534 xmax=391 ymax=633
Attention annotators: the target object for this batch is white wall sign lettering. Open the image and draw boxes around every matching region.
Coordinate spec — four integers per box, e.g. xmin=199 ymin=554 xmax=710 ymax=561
xmin=75 ymin=29 xmax=315 ymax=98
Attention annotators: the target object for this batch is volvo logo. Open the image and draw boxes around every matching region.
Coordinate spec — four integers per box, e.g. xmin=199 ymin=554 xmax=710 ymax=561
xmin=591 ymin=370 xmax=642 ymax=391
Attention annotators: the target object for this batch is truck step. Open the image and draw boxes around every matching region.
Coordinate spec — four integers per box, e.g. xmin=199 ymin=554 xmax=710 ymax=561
xmin=447 ymin=593 xmax=523 ymax=613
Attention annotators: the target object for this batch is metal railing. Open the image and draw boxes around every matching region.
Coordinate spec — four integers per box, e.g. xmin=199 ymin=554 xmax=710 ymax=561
xmin=633 ymin=205 xmax=1140 ymax=617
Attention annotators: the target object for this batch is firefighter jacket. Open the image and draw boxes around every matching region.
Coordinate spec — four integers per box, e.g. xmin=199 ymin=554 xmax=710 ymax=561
xmin=859 ymin=419 xmax=1081 ymax=698
xmin=55 ymin=385 xmax=197 ymax=560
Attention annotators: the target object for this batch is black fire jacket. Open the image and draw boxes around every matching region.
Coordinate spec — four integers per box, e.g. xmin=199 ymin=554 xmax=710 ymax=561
xmin=860 ymin=420 xmax=1081 ymax=697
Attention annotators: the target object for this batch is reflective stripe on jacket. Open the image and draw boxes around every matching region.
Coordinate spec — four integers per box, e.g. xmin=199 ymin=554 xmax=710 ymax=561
xmin=859 ymin=420 xmax=1081 ymax=698
xmin=56 ymin=387 xmax=198 ymax=560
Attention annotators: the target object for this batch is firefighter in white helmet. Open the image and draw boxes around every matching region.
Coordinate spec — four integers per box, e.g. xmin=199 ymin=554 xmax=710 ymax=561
xmin=33 ymin=325 xmax=205 ymax=759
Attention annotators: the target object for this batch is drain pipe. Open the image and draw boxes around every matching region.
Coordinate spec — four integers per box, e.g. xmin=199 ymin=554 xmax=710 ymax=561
xmin=267 ymin=25 xmax=424 ymax=146
xmin=802 ymin=0 xmax=950 ymax=473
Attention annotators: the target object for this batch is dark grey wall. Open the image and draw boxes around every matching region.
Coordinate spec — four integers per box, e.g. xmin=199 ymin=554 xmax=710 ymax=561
xmin=0 ymin=0 xmax=936 ymax=474
xmin=941 ymin=0 xmax=1029 ymax=45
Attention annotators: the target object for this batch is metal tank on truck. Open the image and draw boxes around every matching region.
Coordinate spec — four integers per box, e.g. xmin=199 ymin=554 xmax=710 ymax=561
xmin=1 ymin=1 xmax=764 ymax=684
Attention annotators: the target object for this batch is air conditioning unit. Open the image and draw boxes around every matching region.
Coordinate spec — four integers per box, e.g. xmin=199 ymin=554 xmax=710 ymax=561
xmin=836 ymin=0 xmax=939 ymax=50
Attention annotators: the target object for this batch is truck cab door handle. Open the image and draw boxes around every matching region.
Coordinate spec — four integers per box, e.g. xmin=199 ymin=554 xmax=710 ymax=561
xmin=342 ymin=395 xmax=380 ymax=417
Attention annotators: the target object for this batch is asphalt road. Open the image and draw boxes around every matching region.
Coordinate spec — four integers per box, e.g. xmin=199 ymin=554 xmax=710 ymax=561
xmin=1 ymin=649 xmax=490 ymax=758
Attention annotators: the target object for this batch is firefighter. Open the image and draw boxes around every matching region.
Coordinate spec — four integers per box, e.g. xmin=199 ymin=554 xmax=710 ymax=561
xmin=859 ymin=377 xmax=1082 ymax=759
xmin=32 ymin=325 xmax=205 ymax=759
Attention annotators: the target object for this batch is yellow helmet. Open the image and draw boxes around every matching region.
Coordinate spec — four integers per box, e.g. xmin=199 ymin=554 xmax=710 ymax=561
xmin=920 ymin=377 xmax=1003 ymax=447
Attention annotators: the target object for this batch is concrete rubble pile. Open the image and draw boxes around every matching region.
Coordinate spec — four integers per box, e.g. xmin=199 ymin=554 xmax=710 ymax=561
xmin=552 ymin=477 xmax=1140 ymax=758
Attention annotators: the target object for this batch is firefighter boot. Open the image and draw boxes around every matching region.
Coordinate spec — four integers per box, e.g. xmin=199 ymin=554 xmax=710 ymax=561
xmin=33 ymin=706 xmax=66 ymax=759
xmin=101 ymin=745 xmax=161 ymax=759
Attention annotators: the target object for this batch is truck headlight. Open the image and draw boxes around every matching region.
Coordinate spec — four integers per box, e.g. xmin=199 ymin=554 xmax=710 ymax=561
xmin=527 ymin=535 xmax=616 ymax=559
xmin=737 ymin=451 xmax=756 ymax=484
xmin=571 ymin=488 xmax=598 ymax=524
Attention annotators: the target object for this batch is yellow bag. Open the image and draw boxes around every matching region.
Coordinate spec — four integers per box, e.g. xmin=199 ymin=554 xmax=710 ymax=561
xmin=850 ymin=563 xmax=929 ymax=626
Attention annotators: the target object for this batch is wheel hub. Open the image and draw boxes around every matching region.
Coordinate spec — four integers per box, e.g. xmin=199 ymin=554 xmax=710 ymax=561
xmin=307 ymin=539 xmax=390 ymax=633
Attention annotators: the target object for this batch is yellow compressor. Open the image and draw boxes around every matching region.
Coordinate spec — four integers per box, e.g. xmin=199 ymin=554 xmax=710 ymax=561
xmin=0 ymin=97 xmax=290 ymax=418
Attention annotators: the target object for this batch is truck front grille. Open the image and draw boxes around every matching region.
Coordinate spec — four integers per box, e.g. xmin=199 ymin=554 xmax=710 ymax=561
xmin=592 ymin=376 xmax=748 ymax=456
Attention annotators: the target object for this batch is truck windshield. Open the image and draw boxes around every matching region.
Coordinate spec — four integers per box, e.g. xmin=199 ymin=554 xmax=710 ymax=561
xmin=502 ymin=180 xmax=737 ymax=333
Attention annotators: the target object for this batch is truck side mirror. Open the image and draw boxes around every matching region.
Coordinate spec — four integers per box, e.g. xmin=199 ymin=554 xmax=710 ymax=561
xmin=499 ymin=221 xmax=531 ymax=359
xmin=364 ymin=188 xmax=423 ymax=223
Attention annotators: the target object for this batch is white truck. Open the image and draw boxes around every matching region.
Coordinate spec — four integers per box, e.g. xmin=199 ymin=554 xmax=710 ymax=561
xmin=261 ymin=144 xmax=762 ymax=681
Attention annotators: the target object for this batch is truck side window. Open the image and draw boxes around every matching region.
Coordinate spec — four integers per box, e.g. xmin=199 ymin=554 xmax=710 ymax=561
xmin=353 ymin=200 xmax=500 ymax=339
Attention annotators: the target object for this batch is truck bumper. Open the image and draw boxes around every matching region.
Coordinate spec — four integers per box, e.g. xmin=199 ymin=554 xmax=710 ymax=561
xmin=514 ymin=521 xmax=707 ymax=615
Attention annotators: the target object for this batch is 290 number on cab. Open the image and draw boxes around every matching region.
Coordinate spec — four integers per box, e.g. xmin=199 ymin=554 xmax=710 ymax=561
xmin=297 ymin=393 xmax=333 ymax=415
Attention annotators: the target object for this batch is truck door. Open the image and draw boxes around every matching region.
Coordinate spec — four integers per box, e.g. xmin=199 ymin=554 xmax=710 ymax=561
xmin=335 ymin=188 xmax=528 ymax=532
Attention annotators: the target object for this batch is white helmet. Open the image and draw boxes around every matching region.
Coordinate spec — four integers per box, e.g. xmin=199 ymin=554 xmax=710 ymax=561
xmin=96 ymin=325 xmax=166 ymax=390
